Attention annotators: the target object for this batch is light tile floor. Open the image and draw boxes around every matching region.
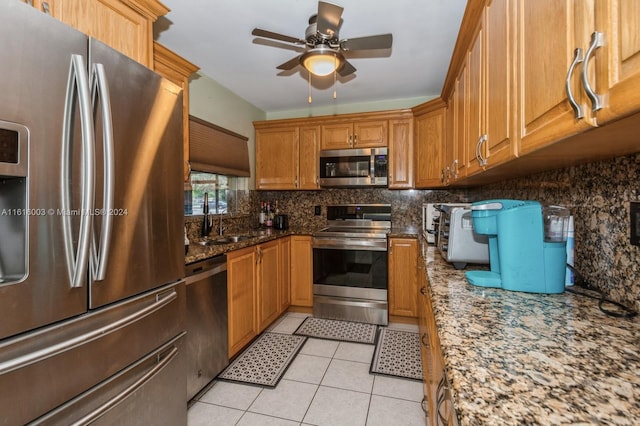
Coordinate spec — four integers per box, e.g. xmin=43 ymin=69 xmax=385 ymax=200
xmin=188 ymin=313 xmax=425 ymax=426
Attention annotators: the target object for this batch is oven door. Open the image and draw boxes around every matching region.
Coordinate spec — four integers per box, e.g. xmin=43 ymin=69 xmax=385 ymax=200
xmin=312 ymin=236 xmax=388 ymax=298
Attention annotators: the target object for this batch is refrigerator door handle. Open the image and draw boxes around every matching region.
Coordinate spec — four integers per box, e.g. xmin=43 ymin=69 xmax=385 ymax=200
xmin=61 ymin=53 xmax=95 ymax=289
xmin=90 ymin=63 xmax=114 ymax=282
xmin=69 ymin=343 xmax=180 ymax=425
xmin=0 ymin=288 xmax=178 ymax=375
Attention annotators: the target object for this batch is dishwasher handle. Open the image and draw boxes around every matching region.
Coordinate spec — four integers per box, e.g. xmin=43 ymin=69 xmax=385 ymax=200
xmin=185 ymin=258 xmax=227 ymax=284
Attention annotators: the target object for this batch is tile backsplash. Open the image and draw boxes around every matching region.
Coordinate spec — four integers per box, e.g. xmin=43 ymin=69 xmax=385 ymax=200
xmin=249 ymin=153 xmax=640 ymax=313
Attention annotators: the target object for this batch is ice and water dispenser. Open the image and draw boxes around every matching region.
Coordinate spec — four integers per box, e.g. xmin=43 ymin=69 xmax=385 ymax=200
xmin=0 ymin=122 xmax=28 ymax=284
xmin=465 ymin=199 xmax=570 ymax=294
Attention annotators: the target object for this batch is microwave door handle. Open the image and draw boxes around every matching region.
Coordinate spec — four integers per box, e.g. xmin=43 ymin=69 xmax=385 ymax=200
xmin=89 ymin=63 xmax=114 ymax=282
xmin=370 ymin=153 xmax=375 ymax=184
xmin=61 ymin=54 xmax=95 ymax=288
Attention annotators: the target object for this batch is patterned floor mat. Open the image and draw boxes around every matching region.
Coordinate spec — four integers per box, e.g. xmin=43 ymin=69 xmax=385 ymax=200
xmin=293 ymin=317 xmax=378 ymax=344
xmin=370 ymin=328 xmax=423 ymax=381
xmin=219 ymin=332 xmax=307 ymax=387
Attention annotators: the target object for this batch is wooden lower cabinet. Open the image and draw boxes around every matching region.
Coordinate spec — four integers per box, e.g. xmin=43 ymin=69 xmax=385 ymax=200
xmin=290 ymin=235 xmax=313 ymax=307
xmin=227 ymin=246 xmax=257 ymax=358
xmin=257 ymin=240 xmax=280 ymax=333
xmin=418 ymin=257 xmax=457 ymax=426
xmin=388 ymin=237 xmax=419 ymax=317
xmin=279 ymin=237 xmax=291 ymax=313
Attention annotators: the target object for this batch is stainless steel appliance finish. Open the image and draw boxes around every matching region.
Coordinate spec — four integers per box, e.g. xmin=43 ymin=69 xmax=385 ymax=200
xmin=437 ymin=205 xmax=489 ymax=270
xmin=185 ymin=255 xmax=229 ymax=401
xmin=0 ymin=3 xmax=185 ymax=423
xmin=312 ymin=204 xmax=391 ymax=325
xmin=319 ymin=147 xmax=388 ymax=187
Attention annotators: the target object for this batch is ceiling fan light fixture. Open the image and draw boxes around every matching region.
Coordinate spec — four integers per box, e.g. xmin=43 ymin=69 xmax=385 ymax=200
xmin=300 ymin=46 xmax=343 ymax=76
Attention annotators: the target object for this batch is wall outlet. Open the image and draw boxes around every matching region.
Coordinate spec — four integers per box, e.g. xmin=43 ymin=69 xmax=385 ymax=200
xmin=631 ymin=201 xmax=640 ymax=246
xmin=314 ymin=205 xmax=321 ymax=216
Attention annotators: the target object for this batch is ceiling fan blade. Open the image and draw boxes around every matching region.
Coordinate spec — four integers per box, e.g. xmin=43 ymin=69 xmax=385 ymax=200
xmin=276 ymin=55 xmax=302 ymax=71
xmin=338 ymin=59 xmax=356 ymax=77
xmin=341 ymin=34 xmax=393 ymax=51
xmin=316 ymin=1 xmax=343 ymax=38
xmin=252 ymin=28 xmax=305 ymax=45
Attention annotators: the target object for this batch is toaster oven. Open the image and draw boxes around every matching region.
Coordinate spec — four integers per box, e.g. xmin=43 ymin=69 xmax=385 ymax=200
xmin=437 ymin=205 xmax=490 ymax=269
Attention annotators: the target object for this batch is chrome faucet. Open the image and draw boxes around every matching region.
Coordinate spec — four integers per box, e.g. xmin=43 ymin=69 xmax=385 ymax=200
xmin=218 ymin=213 xmax=224 ymax=236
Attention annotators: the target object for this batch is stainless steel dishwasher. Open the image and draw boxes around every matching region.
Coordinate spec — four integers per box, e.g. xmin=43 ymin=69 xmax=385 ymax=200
xmin=184 ymin=254 xmax=229 ymax=401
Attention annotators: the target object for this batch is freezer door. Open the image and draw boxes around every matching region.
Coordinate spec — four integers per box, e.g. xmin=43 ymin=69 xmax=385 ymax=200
xmin=32 ymin=333 xmax=187 ymax=426
xmin=88 ymin=39 xmax=184 ymax=309
xmin=0 ymin=2 xmax=90 ymax=340
xmin=0 ymin=281 xmax=185 ymax=425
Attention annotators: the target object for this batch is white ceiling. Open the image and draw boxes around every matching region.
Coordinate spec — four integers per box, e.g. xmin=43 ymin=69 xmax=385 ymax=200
xmin=154 ymin=0 xmax=467 ymax=114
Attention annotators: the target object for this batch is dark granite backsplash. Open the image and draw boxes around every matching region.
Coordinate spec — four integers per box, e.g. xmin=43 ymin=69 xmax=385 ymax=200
xmin=250 ymin=153 xmax=640 ymax=312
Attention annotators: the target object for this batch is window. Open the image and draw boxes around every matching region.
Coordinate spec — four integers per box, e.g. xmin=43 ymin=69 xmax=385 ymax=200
xmin=185 ymin=172 xmax=230 ymax=215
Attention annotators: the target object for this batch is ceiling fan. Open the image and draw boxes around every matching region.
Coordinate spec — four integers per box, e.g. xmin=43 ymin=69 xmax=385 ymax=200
xmin=251 ymin=1 xmax=393 ymax=78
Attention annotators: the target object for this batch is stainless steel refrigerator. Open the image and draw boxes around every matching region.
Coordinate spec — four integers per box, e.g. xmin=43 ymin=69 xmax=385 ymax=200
xmin=0 ymin=2 xmax=187 ymax=424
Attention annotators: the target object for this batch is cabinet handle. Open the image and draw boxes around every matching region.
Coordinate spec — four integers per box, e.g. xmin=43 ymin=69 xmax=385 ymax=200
xmin=389 ymin=173 xmax=393 ymax=184
xmin=421 ymin=333 xmax=429 ymax=347
xmin=475 ymin=134 xmax=488 ymax=167
xmin=451 ymin=159 xmax=458 ymax=180
xmin=421 ymin=396 xmax=429 ymax=415
xmin=26 ymin=0 xmax=34 ymax=6
xmin=348 ymin=134 xmax=352 ymax=146
xmin=389 ymin=241 xmax=393 ymax=255
xmin=353 ymin=133 xmax=358 ymax=146
xmin=41 ymin=1 xmax=51 ymax=14
xmin=582 ymin=32 xmax=604 ymax=112
xmin=420 ymin=286 xmax=427 ymax=296
xmin=440 ymin=169 xmax=445 ymax=184
xmin=565 ymin=48 xmax=584 ymax=119
xmin=295 ymin=176 xmax=299 ymax=189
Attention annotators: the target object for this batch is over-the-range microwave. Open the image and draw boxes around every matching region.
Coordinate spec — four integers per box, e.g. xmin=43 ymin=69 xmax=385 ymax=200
xmin=319 ymin=147 xmax=388 ymax=188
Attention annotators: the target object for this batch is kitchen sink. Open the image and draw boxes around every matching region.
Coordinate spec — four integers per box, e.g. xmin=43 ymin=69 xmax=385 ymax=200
xmin=195 ymin=235 xmax=253 ymax=246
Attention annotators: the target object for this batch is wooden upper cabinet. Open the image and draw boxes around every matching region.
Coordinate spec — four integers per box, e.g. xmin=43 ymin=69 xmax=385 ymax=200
xmin=482 ymin=0 xmax=518 ymax=168
xmin=592 ymin=0 xmax=640 ymax=124
xmin=255 ymin=126 xmax=299 ymax=190
xmin=464 ymin=20 xmax=485 ymax=177
xmin=153 ymin=42 xmax=199 ymax=182
xmin=388 ymin=117 xmax=414 ymax=189
xmin=517 ymin=0 xmax=596 ymax=154
xmin=53 ymin=0 xmax=169 ymax=68
xmin=414 ymin=102 xmax=447 ymax=188
xmin=298 ymin=126 xmax=321 ymax=189
xmin=321 ymin=120 xmax=387 ymax=149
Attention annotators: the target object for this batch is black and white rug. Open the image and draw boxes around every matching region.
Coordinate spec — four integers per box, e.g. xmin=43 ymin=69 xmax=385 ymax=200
xmin=293 ymin=317 xmax=378 ymax=344
xmin=370 ymin=328 xmax=423 ymax=381
xmin=219 ymin=332 xmax=307 ymax=387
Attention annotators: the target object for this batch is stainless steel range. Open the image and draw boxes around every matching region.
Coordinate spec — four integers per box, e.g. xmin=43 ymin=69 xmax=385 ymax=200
xmin=312 ymin=204 xmax=391 ymax=325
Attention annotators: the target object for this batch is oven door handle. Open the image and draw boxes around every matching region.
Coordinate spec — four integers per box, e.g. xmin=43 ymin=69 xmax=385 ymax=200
xmin=312 ymin=237 xmax=388 ymax=251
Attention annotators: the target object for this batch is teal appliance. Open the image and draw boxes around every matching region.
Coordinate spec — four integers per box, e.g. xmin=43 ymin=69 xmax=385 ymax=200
xmin=464 ymin=200 xmax=570 ymax=294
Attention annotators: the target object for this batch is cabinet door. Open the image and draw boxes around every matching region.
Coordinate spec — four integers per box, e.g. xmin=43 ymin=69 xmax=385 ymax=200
xmin=298 ymin=126 xmax=321 ymax=189
xmin=257 ymin=241 xmax=280 ymax=332
xmin=414 ymin=108 xmax=446 ymax=188
xmin=256 ymin=127 xmax=299 ymax=189
xmin=464 ymin=21 xmax=485 ymax=177
xmin=54 ymin=0 xmax=155 ymax=67
xmin=279 ymin=237 xmax=291 ymax=314
xmin=594 ymin=0 xmax=640 ymax=124
xmin=454 ymin=60 xmax=469 ymax=180
xmin=388 ymin=118 xmax=414 ymax=189
xmin=483 ymin=0 xmax=518 ymax=167
xmin=321 ymin=123 xmax=353 ymax=149
xmin=388 ymin=238 xmax=418 ymax=317
xmin=353 ymin=120 xmax=388 ymax=148
xmin=290 ymin=236 xmax=313 ymax=307
xmin=518 ymin=0 xmax=595 ymax=154
xmin=227 ymin=246 xmax=257 ymax=358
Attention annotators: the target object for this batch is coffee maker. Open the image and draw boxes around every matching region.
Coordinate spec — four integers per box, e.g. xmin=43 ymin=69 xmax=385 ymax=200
xmin=464 ymin=200 xmax=570 ymax=294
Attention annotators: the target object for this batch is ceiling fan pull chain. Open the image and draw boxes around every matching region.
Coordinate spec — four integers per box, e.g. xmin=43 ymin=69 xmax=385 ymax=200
xmin=308 ymin=72 xmax=312 ymax=104
xmin=333 ymin=57 xmax=337 ymax=100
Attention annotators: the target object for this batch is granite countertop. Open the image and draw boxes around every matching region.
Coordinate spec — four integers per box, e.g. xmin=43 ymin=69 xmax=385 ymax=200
xmin=185 ymin=227 xmax=317 ymax=264
xmin=421 ymin=243 xmax=640 ymax=425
